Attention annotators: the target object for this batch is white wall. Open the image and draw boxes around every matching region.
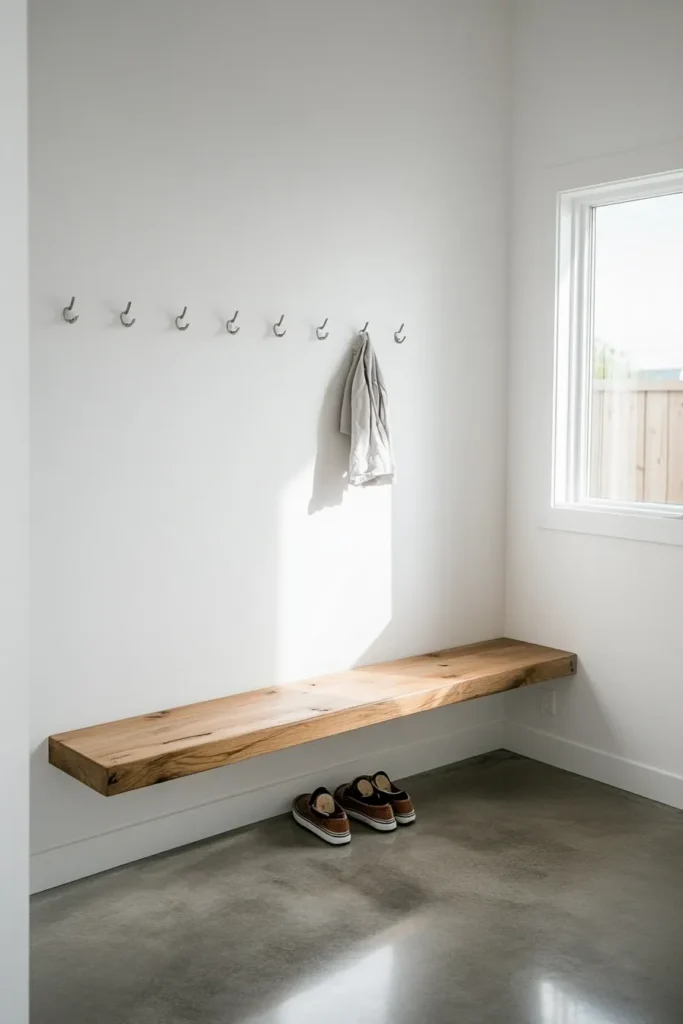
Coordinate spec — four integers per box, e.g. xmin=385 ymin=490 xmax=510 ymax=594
xmin=0 ymin=0 xmax=29 ymax=1017
xmin=30 ymin=0 xmax=510 ymax=891
xmin=505 ymin=0 xmax=683 ymax=807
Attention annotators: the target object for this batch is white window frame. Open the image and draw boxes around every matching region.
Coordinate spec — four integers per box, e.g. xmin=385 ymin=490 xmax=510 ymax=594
xmin=552 ymin=169 xmax=683 ymax=542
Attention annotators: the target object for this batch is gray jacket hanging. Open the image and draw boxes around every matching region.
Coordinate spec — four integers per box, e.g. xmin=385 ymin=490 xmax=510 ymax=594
xmin=340 ymin=334 xmax=395 ymax=486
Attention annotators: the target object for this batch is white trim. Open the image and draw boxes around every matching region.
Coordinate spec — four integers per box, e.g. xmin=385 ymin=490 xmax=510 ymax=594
xmin=506 ymin=723 xmax=683 ymax=811
xmin=30 ymin=716 xmax=683 ymax=892
xmin=31 ymin=718 xmax=505 ymax=893
xmin=552 ymin=167 xmax=683 ymax=541
xmin=560 ymin=167 xmax=683 ymax=206
xmin=542 ymin=505 xmax=683 ymax=548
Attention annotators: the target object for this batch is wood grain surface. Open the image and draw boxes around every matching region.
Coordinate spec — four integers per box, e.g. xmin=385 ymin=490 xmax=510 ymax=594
xmin=49 ymin=638 xmax=577 ymax=796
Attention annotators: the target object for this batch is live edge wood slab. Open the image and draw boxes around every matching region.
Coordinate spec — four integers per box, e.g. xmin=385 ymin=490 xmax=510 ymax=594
xmin=49 ymin=638 xmax=576 ymax=796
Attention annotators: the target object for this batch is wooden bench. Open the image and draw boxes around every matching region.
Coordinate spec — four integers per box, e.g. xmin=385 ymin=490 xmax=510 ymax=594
xmin=49 ymin=638 xmax=576 ymax=796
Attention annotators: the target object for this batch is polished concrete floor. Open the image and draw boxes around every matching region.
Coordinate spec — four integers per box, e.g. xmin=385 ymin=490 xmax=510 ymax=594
xmin=32 ymin=752 xmax=683 ymax=1023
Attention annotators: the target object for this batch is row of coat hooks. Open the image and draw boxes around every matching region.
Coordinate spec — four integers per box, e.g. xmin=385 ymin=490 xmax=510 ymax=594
xmin=62 ymin=297 xmax=407 ymax=344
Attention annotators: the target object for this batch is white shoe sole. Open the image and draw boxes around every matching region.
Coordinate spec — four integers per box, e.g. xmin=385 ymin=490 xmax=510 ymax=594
xmin=395 ymin=811 xmax=417 ymax=825
xmin=345 ymin=808 xmax=397 ymax=832
xmin=292 ymin=807 xmax=351 ymax=846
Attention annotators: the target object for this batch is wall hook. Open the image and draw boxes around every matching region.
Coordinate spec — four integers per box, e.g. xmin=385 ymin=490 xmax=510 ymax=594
xmin=394 ymin=322 xmax=406 ymax=344
xmin=226 ymin=310 xmax=240 ymax=334
xmin=316 ymin=317 xmax=329 ymax=340
xmin=273 ymin=314 xmax=286 ymax=337
xmin=120 ymin=301 xmax=136 ymax=328
xmin=360 ymin=321 xmax=369 ymax=339
xmin=63 ymin=296 xmax=79 ymax=324
xmin=175 ymin=306 xmax=190 ymax=331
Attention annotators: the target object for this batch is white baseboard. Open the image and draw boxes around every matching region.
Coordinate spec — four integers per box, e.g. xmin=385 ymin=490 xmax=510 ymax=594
xmin=31 ymin=718 xmax=505 ymax=894
xmin=505 ymin=723 xmax=683 ymax=811
xmin=31 ymin=718 xmax=683 ymax=894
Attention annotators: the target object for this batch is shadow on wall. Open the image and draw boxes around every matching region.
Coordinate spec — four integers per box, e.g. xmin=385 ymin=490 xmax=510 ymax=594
xmin=506 ymin=659 xmax=617 ymax=760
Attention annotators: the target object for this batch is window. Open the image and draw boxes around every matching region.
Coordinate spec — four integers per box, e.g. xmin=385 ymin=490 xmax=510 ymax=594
xmin=554 ymin=171 xmax=683 ymax=528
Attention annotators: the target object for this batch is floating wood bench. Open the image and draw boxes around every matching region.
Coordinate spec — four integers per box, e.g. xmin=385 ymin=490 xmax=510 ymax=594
xmin=49 ymin=638 xmax=576 ymax=796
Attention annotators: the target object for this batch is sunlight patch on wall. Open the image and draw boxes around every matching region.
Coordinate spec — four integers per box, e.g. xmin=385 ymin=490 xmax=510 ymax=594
xmin=277 ymin=460 xmax=392 ymax=681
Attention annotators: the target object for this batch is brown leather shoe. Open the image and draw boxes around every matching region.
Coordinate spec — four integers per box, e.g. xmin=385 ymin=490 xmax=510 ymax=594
xmin=371 ymin=771 xmax=416 ymax=825
xmin=292 ymin=788 xmax=351 ymax=846
xmin=334 ymin=776 xmax=397 ymax=831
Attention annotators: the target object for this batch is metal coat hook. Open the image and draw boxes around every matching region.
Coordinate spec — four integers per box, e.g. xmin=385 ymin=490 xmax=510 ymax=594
xmin=63 ymin=296 xmax=79 ymax=324
xmin=175 ymin=306 xmax=190 ymax=331
xmin=394 ymin=322 xmax=406 ymax=344
xmin=273 ymin=314 xmax=286 ymax=337
xmin=316 ymin=317 xmax=329 ymax=340
xmin=226 ymin=310 xmax=240 ymax=334
xmin=120 ymin=301 xmax=136 ymax=328
xmin=360 ymin=321 xmax=369 ymax=340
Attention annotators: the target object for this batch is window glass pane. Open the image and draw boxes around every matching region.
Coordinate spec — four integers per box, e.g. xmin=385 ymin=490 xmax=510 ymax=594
xmin=590 ymin=192 xmax=683 ymax=504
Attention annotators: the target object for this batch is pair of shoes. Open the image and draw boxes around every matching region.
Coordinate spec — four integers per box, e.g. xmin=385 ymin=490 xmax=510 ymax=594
xmin=292 ymin=772 xmax=416 ymax=847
